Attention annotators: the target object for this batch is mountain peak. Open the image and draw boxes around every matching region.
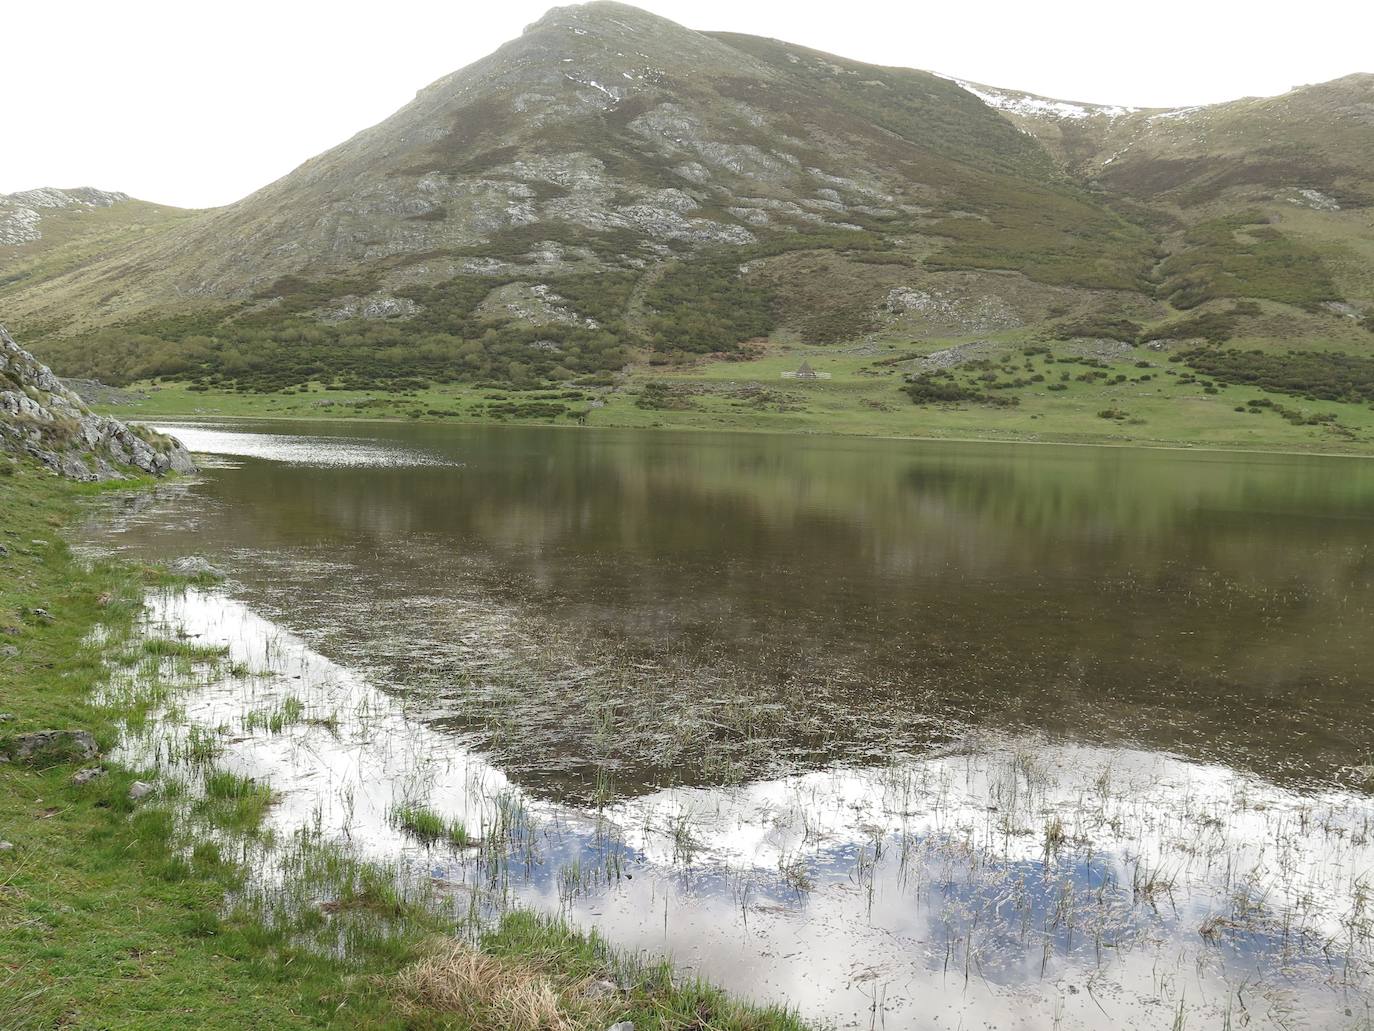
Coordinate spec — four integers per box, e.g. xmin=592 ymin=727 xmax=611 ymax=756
xmin=512 ymin=0 xmax=750 ymax=80
xmin=525 ymin=1 xmax=689 ymax=35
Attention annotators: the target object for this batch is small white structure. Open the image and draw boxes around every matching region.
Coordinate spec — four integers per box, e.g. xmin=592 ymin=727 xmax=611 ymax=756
xmin=781 ymin=360 xmax=831 ymax=380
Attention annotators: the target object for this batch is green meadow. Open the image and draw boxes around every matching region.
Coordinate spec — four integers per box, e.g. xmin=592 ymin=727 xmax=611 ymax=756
xmin=96 ymin=334 xmax=1374 ymax=456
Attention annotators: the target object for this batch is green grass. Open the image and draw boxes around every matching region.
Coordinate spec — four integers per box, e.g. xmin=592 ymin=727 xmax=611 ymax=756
xmin=449 ymin=910 xmax=806 ymax=1030
xmin=197 ymin=770 xmax=275 ymax=833
xmin=0 ymin=460 xmax=808 ymax=1030
xmin=91 ymin=329 xmax=1374 ymax=456
xmin=0 ymin=469 xmax=338 ymax=1030
xmin=389 ymin=804 xmax=476 ymax=849
xmin=1178 ymin=346 xmax=1374 ymax=404
xmin=143 ymin=637 xmax=231 ymax=661
xmin=622 ymin=341 xmax=1374 ymax=452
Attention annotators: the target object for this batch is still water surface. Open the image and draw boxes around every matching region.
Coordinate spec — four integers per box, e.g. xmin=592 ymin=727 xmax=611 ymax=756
xmin=88 ymin=421 xmax=1374 ymax=1029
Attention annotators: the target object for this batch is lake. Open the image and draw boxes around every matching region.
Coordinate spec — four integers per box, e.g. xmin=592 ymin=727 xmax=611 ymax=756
xmin=87 ymin=420 xmax=1374 ymax=1029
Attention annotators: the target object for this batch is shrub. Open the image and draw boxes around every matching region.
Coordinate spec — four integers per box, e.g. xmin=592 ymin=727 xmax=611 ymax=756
xmin=1159 ymin=213 xmax=1338 ymax=311
xmin=904 ymin=373 xmax=1018 ymax=406
xmin=1146 ymin=301 xmax=1260 ymax=346
xmin=1183 ymin=348 xmax=1374 ymax=404
xmin=644 ymin=256 xmax=775 ymax=353
xmin=635 ymin=382 xmax=694 ymax=410
xmin=485 ymin=401 xmax=569 ymax=420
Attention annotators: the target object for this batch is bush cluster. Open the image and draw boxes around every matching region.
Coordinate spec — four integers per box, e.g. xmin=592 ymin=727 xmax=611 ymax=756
xmin=1159 ymin=214 xmax=1337 ymax=311
xmin=903 ymin=371 xmax=1019 ymax=406
xmin=643 ymin=257 xmax=775 ymax=353
xmin=1181 ymin=347 xmax=1374 ymax=404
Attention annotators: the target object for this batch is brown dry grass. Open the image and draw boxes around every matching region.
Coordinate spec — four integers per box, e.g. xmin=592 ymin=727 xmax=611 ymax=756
xmin=392 ymin=939 xmax=609 ymax=1031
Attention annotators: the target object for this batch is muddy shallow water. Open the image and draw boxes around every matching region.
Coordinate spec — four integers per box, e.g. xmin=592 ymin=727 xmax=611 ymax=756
xmin=84 ymin=421 xmax=1374 ymax=1028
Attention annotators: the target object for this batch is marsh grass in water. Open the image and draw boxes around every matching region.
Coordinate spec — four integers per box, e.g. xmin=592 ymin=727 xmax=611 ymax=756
xmin=242 ymin=694 xmax=309 ymax=734
xmin=390 ymin=803 xmax=477 ymax=849
xmin=394 ymin=911 xmax=807 ymax=1031
xmin=143 ymin=636 xmax=231 ymax=660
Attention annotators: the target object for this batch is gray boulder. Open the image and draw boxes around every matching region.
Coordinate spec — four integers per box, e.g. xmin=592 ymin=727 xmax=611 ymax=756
xmin=72 ymin=766 xmax=107 ymax=786
xmin=582 ymin=979 xmax=624 ymax=1000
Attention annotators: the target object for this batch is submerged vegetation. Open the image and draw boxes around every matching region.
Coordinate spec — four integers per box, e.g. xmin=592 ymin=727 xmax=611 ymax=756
xmin=390 ymin=804 xmax=476 ymax=849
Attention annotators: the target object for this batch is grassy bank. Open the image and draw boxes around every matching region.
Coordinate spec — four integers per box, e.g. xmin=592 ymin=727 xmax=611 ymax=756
xmin=89 ymin=334 xmax=1374 ymax=456
xmin=0 ymin=462 xmax=809 ymax=1030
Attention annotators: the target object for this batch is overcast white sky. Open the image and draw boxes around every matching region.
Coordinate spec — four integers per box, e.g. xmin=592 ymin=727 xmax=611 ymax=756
xmin=4 ymin=0 xmax=1369 ymax=209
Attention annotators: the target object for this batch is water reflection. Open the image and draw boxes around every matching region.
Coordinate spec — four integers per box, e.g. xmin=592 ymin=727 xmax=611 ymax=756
xmin=116 ymin=589 xmax=1373 ymax=1030
xmin=101 ymin=421 xmax=1374 ymax=793
xmin=147 ymin=421 xmax=451 ymax=467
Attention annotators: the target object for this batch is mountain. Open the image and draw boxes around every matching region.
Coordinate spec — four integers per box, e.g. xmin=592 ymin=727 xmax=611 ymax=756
xmin=1 ymin=188 xmax=191 ymax=298
xmin=1 ymin=2 xmax=1370 ymax=398
xmin=949 ymin=73 xmax=1374 ymax=312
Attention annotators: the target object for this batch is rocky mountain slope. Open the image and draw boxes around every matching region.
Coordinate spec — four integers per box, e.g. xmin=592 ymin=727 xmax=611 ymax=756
xmin=0 ymin=324 xmax=193 ymax=480
xmin=0 ymin=188 xmax=131 ymax=248
xmin=948 ymin=72 xmax=1374 ymax=312
xmin=0 ymin=2 xmax=1370 ymax=395
xmin=0 ymin=188 xmax=190 ymax=299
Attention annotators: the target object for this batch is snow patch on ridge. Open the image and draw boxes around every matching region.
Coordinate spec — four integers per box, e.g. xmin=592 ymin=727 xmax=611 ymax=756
xmin=945 ymin=77 xmax=1137 ymax=121
xmin=1148 ymin=106 xmax=1202 ymax=123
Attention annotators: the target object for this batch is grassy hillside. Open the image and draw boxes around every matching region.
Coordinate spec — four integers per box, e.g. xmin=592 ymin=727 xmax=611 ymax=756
xmin=0 ymin=190 xmax=193 ymax=331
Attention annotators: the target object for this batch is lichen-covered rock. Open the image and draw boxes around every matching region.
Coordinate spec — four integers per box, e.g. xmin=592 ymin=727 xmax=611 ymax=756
xmin=316 ymin=293 xmax=422 ymax=322
xmin=0 ymin=323 xmax=195 ymax=481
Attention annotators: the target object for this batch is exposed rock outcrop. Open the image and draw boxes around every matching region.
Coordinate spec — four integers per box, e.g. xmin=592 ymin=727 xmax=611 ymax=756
xmin=0 ymin=323 xmax=194 ymax=480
